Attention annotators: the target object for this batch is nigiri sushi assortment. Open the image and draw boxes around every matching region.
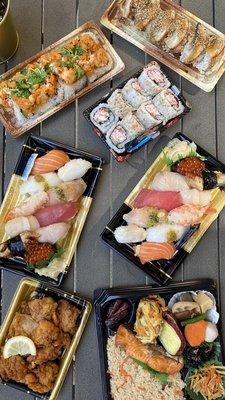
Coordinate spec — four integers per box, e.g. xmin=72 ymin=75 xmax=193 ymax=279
xmin=112 ymin=137 xmax=225 ymax=267
xmin=0 ymin=147 xmax=93 ymax=275
xmin=87 ymin=61 xmax=187 ymax=155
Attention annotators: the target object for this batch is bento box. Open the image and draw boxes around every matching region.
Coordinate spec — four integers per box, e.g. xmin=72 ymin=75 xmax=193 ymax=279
xmin=101 ymin=0 xmax=225 ymax=92
xmin=0 ymin=21 xmax=124 ymax=137
xmin=0 ymin=134 xmax=104 ymax=286
xmin=0 ymin=277 xmax=92 ymax=400
xmin=94 ymin=278 xmax=225 ymax=400
xmin=84 ymin=61 xmax=191 ymax=162
xmin=101 ymin=133 xmax=225 ymax=284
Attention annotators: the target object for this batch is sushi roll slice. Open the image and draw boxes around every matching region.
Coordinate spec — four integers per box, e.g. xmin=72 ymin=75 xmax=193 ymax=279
xmin=90 ymin=103 xmax=118 ymax=134
xmin=122 ymin=78 xmax=148 ymax=109
xmin=163 ymin=17 xmax=190 ymax=52
xmin=121 ymin=113 xmax=145 ymax=137
xmin=107 ymin=89 xmax=134 ymax=119
xmin=138 ymin=62 xmax=170 ymax=96
xmin=193 ymin=36 xmax=225 ymax=74
xmin=105 ymin=123 xmax=131 ymax=154
xmin=152 ymin=89 xmax=184 ymax=122
xmin=136 ymin=100 xmax=163 ymax=129
xmin=180 ymin=24 xmax=208 ymax=65
xmin=146 ymin=9 xmax=176 ymax=44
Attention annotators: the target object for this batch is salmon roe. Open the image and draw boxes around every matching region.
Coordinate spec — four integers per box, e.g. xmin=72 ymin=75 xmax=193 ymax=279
xmin=25 ymin=238 xmax=55 ymax=265
xmin=176 ymin=156 xmax=205 ymax=177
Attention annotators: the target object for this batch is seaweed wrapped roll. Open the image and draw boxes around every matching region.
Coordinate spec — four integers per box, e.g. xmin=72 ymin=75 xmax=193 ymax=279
xmin=90 ymin=103 xmax=118 ymax=133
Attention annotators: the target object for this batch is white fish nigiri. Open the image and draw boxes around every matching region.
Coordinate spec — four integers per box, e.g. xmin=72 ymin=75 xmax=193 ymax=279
xmin=47 ymin=179 xmax=87 ymax=205
xmin=36 ymin=222 xmax=70 ymax=244
xmin=168 ymin=204 xmax=211 ymax=226
xmin=146 ymin=224 xmax=186 ymax=243
xmin=5 ymin=192 xmax=49 ymax=222
xmin=123 ymin=207 xmax=151 ymax=228
xmin=58 ymin=158 xmax=92 ymax=181
xmin=151 ymin=171 xmax=189 ymax=191
xmin=5 ymin=216 xmax=40 ymax=238
xmin=180 ymin=188 xmax=211 ymax=206
xmin=20 ymin=172 xmax=62 ymax=194
xmin=114 ymin=224 xmax=146 ymax=244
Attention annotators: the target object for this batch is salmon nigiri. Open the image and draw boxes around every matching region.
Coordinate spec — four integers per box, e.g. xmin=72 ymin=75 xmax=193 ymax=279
xmin=31 ymin=150 xmax=69 ymax=175
xmin=134 ymin=242 xmax=176 ymax=264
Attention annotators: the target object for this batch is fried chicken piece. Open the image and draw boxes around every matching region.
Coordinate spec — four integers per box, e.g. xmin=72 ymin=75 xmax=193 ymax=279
xmin=56 ymin=300 xmax=80 ymax=335
xmin=32 ymin=320 xmax=61 ymax=347
xmin=25 ymin=362 xmax=59 ymax=394
xmin=8 ymin=313 xmax=38 ymax=338
xmin=0 ymin=355 xmax=29 ymax=383
xmin=27 ymin=297 xmax=58 ymax=323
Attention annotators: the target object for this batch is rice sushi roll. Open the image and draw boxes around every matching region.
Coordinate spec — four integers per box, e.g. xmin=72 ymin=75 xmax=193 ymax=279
xmin=90 ymin=103 xmax=118 ymax=133
xmin=121 ymin=113 xmax=145 ymax=137
xmin=138 ymin=62 xmax=170 ymax=96
xmin=152 ymin=89 xmax=184 ymax=122
xmin=106 ymin=123 xmax=131 ymax=154
xmin=136 ymin=101 xmax=163 ymax=129
xmin=122 ymin=78 xmax=148 ymax=109
xmin=107 ymin=89 xmax=134 ymax=119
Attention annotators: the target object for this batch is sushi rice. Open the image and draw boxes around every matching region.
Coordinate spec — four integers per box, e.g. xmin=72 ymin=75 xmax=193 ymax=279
xmin=122 ymin=78 xmax=148 ymax=109
xmin=90 ymin=103 xmax=118 ymax=133
xmin=107 ymin=89 xmax=134 ymax=119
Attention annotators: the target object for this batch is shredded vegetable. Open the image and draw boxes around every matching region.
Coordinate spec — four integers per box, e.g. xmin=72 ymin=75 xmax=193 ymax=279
xmin=189 ymin=365 xmax=225 ymax=400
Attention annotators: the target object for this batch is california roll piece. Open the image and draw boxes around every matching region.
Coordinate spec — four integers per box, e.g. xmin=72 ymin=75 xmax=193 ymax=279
xmin=152 ymin=89 xmax=184 ymax=122
xmin=107 ymin=89 xmax=134 ymax=119
xmin=121 ymin=113 xmax=145 ymax=136
xmin=90 ymin=103 xmax=118 ymax=133
xmin=106 ymin=123 xmax=131 ymax=154
xmin=122 ymin=78 xmax=148 ymax=109
xmin=136 ymin=100 xmax=163 ymax=129
xmin=138 ymin=62 xmax=170 ymax=96
xmin=146 ymin=224 xmax=186 ymax=243
xmin=114 ymin=224 xmax=147 ymax=243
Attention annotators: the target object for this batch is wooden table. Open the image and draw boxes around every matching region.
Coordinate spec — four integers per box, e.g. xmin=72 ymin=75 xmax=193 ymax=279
xmin=0 ymin=1 xmax=225 ymax=399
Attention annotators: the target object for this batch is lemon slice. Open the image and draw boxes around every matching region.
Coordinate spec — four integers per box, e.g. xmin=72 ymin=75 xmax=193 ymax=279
xmin=3 ymin=336 xmax=36 ymax=359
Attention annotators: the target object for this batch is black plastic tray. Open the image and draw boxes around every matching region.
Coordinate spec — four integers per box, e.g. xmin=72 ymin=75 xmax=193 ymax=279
xmin=101 ymin=132 xmax=225 ymax=285
xmin=94 ymin=278 xmax=224 ymax=400
xmin=0 ymin=134 xmax=104 ymax=286
xmin=83 ymin=62 xmax=191 ymax=162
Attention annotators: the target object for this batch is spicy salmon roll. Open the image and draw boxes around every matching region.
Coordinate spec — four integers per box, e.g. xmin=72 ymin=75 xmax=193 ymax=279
xmin=121 ymin=113 xmax=145 ymax=136
xmin=90 ymin=103 xmax=118 ymax=133
xmin=122 ymin=78 xmax=148 ymax=109
xmin=107 ymin=89 xmax=134 ymax=119
xmin=106 ymin=123 xmax=131 ymax=154
xmin=138 ymin=62 xmax=170 ymax=96
xmin=136 ymin=100 xmax=163 ymax=129
xmin=152 ymin=89 xmax=184 ymax=122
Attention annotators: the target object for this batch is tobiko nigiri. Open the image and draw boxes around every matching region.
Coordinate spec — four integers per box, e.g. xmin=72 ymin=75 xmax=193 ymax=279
xmin=134 ymin=242 xmax=176 ymax=264
xmin=58 ymin=158 xmax=92 ymax=181
xmin=134 ymin=189 xmax=182 ymax=212
xmin=114 ymin=224 xmax=147 ymax=244
xmin=4 ymin=191 xmax=49 ymax=222
xmin=34 ymin=202 xmax=80 ymax=227
xmin=123 ymin=207 xmax=167 ymax=228
xmin=5 ymin=216 xmax=40 ymax=238
xmin=47 ymin=179 xmax=87 ymax=205
xmin=151 ymin=171 xmax=189 ymax=191
xmin=31 ymin=150 xmax=70 ymax=175
xmin=168 ymin=204 xmax=213 ymax=226
xmin=36 ymin=222 xmax=70 ymax=244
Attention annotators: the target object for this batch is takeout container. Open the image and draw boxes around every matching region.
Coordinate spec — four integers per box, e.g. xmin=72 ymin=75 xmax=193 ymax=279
xmin=0 ymin=134 xmax=104 ymax=286
xmin=0 ymin=0 xmax=19 ymax=63
xmin=101 ymin=133 xmax=225 ymax=284
xmin=84 ymin=61 xmax=191 ymax=162
xmin=0 ymin=277 xmax=92 ymax=399
xmin=101 ymin=0 xmax=225 ymax=92
xmin=0 ymin=20 xmax=124 ymax=137
xmin=94 ymin=278 xmax=224 ymax=400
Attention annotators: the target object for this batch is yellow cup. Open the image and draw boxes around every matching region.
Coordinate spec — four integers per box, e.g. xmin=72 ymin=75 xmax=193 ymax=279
xmin=0 ymin=0 xmax=19 ymax=64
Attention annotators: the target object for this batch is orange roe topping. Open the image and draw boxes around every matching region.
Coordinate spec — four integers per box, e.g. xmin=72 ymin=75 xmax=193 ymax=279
xmin=176 ymin=156 xmax=205 ymax=178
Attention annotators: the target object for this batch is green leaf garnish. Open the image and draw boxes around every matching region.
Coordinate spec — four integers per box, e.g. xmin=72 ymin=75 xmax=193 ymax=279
xmin=59 ymin=45 xmax=86 ymax=57
xmin=75 ymin=65 xmax=84 ymax=80
xmin=27 ymin=67 xmax=47 ymax=86
xmin=131 ymin=358 xmax=168 ymax=383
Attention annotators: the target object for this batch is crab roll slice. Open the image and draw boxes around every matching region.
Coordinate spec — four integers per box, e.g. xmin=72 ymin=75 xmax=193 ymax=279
xmin=90 ymin=103 xmax=118 ymax=133
xmin=152 ymin=89 xmax=184 ymax=122
xmin=106 ymin=123 xmax=131 ymax=154
xmin=107 ymin=89 xmax=134 ymax=119
xmin=122 ymin=78 xmax=148 ymax=109
xmin=121 ymin=113 xmax=145 ymax=137
xmin=136 ymin=100 xmax=163 ymax=129
xmin=138 ymin=62 xmax=170 ymax=96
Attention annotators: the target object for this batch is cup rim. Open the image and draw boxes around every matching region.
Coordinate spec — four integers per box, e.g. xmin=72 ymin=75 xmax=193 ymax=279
xmin=0 ymin=0 xmax=10 ymax=26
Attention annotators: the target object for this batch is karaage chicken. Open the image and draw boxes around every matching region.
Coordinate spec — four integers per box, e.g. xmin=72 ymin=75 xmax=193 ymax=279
xmin=56 ymin=299 xmax=80 ymax=335
xmin=8 ymin=313 xmax=38 ymax=338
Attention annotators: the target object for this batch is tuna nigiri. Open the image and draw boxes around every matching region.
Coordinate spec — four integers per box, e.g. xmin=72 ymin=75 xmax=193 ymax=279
xmin=58 ymin=158 xmax=92 ymax=181
xmin=31 ymin=150 xmax=69 ymax=175
xmin=151 ymin=171 xmax=189 ymax=191
xmin=134 ymin=189 xmax=182 ymax=212
xmin=34 ymin=202 xmax=80 ymax=227
xmin=4 ymin=192 xmax=49 ymax=222
xmin=134 ymin=242 xmax=176 ymax=264
xmin=47 ymin=179 xmax=87 ymax=205
xmin=146 ymin=224 xmax=186 ymax=243
xmin=20 ymin=172 xmax=62 ymax=195
xmin=114 ymin=224 xmax=147 ymax=244
xmin=168 ymin=204 xmax=213 ymax=226
xmin=36 ymin=222 xmax=70 ymax=244
xmin=5 ymin=216 xmax=40 ymax=238
xmin=123 ymin=207 xmax=168 ymax=228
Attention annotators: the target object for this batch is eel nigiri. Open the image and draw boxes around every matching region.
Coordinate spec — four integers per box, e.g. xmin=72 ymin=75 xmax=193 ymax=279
xmin=58 ymin=158 xmax=92 ymax=181
xmin=151 ymin=171 xmax=189 ymax=191
xmin=31 ymin=150 xmax=70 ymax=175
xmin=134 ymin=189 xmax=182 ymax=212
xmin=123 ymin=207 xmax=167 ymax=228
xmin=5 ymin=216 xmax=40 ymax=238
xmin=134 ymin=242 xmax=176 ymax=264
xmin=168 ymin=204 xmax=214 ymax=226
xmin=36 ymin=222 xmax=70 ymax=244
xmin=114 ymin=224 xmax=147 ymax=244
xmin=146 ymin=224 xmax=186 ymax=243
xmin=34 ymin=202 xmax=80 ymax=227
xmin=47 ymin=179 xmax=87 ymax=205
xmin=4 ymin=192 xmax=49 ymax=222
xmin=180 ymin=188 xmax=211 ymax=206
xmin=20 ymin=173 xmax=62 ymax=195
xmin=115 ymin=325 xmax=183 ymax=374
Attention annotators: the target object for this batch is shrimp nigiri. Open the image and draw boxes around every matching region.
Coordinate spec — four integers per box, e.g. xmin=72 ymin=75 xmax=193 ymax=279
xmin=36 ymin=222 xmax=70 ymax=244
xmin=31 ymin=150 xmax=70 ymax=175
xmin=4 ymin=192 xmax=49 ymax=222
xmin=134 ymin=242 xmax=176 ymax=264
xmin=151 ymin=171 xmax=189 ymax=191
xmin=58 ymin=158 xmax=92 ymax=181
xmin=168 ymin=204 xmax=214 ymax=226
xmin=47 ymin=179 xmax=87 ymax=205
xmin=34 ymin=202 xmax=80 ymax=227
xmin=5 ymin=216 xmax=40 ymax=238
xmin=20 ymin=172 xmax=62 ymax=195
